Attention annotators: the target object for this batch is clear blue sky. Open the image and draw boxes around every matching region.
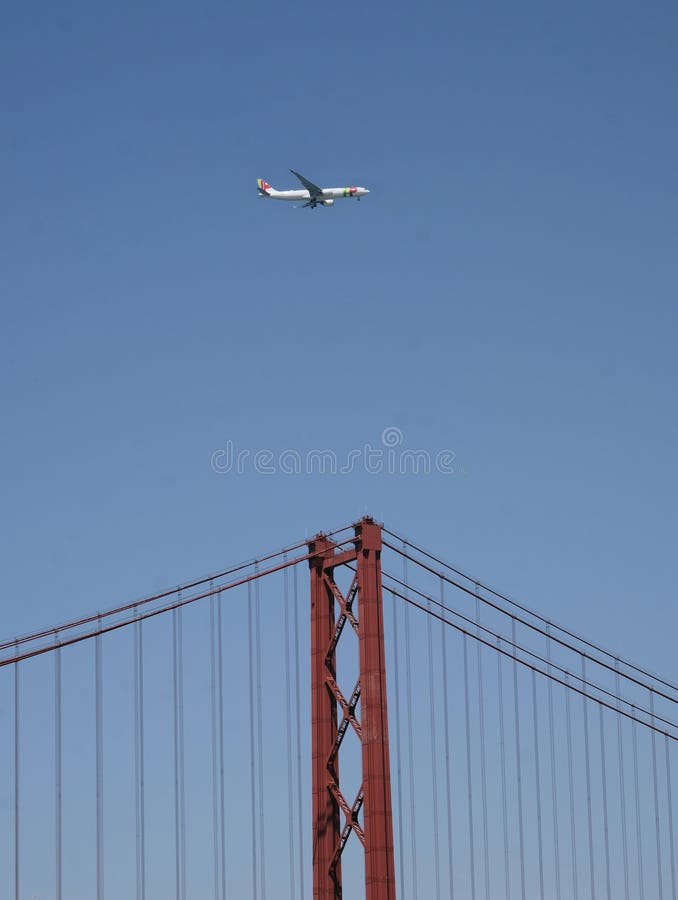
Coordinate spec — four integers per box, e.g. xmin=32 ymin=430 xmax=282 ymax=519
xmin=1 ymin=0 xmax=676 ymax=894
xmin=2 ymin=0 xmax=676 ymax=660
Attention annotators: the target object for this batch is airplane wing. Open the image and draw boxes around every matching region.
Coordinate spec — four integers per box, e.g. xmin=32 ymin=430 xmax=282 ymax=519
xmin=290 ymin=169 xmax=323 ymax=199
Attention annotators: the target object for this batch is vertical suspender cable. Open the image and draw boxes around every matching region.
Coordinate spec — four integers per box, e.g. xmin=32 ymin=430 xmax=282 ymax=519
xmin=210 ymin=594 xmax=219 ymax=900
xmin=403 ymin=551 xmax=418 ymax=898
xmin=247 ymin=580 xmax=258 ymax=899
xmin=599 ymin=704 xmax=612 ymax=900
xmin=441 ymin=578 xmax=455 ymax=900
xmin=96 ymin=624 xmax=104 ymax=900
xmin=137 ymin=617 xmax=146 ymax=900
xmin=546 ymin=628 xmax=561 ymax=900
xmin=134 ymin=617 xmax=146 ymax=900
xmin=665 ymin=735 xmax=676 ymax=900
xmin=179 ymin=605 xmax=186 ymax=900
xmin=217 ymin=590 xmax=226 ymax=899
xmin=650 ymin=691 xmax=663 ymax=899
xmin=426 ymin=596 xmax=440 ymax=898
xmin=55 ymin=638 xmax=62 ymax=900
xmin=565 ymin=673 xmax=578 ymax=900
xmin=14 ymin=645 xmax=20 ymax=900
xmin=172 ymin=605 xmax=186 ymax=900
xmin=475 ymin=593 xmax=490 ymax=900
xmin=173 ymin=609 xmax=180 ymax=900
xmin=463 ymin=633 xmax=476 ymax=900
xmin=135 ymin=623 xmax=141 ymax=900
xmin=209 ymin=588 xmax=228 ymax=900
xmin=511 ymin=618 xmax=526 ymax=900
xmin=293 ymin=565 xmax=305 ymax=900
xmin=135 ymin=624 xmax=141 ymax=900
xmin=392 ymin=588 xmax=405 ymax=894
xmin=581 ymin=657 xmax=596 ymax=900
xmin=255 ymin=569 xmax=266 ymax=900
xmin=531 ymin=669 xmax=545 ymax=899
xmin=283 ymin=564 xmax=296 ymax=900
xmin=616 ymin=665 xmax=630 ymax=899
xmin=497 ymin=639 xmax=511 ymax=900
xmin=631 ymin=706 xmax=645 ymax=899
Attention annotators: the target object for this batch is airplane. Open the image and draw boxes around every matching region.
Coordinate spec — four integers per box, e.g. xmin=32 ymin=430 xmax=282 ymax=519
xmin=257 ymin=170 xmax=370 ymax=208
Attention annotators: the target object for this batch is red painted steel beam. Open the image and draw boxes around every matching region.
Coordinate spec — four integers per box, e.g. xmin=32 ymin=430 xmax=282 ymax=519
xmin=310 ymin=534 xmax=343 ymax=898
xmin=355 ymin=520 xmax=396 ymax=899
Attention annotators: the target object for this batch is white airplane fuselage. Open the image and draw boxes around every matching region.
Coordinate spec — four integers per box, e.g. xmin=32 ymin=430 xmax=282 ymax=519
xmin=263 ymin=187 xmax=369 ymax=203
xmin=257 ymin=175 xmax=369 ymax=207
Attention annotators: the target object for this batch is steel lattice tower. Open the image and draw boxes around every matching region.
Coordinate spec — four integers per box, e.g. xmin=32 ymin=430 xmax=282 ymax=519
xmin=309 ymin=517 xmax=396 ymax=899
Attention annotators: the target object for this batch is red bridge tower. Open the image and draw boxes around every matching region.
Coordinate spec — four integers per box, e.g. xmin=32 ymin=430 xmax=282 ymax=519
xmin=309 ymin=517 xmax=396 ymax=899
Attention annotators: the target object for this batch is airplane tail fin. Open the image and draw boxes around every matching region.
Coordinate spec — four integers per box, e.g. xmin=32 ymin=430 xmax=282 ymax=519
xmin=257 ymin=178 xmax=274 ymax=196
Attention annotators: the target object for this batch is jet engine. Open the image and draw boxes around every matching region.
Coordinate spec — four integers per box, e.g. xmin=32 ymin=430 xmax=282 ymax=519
xmin=322 ymin=199 xmax=335 ymax=206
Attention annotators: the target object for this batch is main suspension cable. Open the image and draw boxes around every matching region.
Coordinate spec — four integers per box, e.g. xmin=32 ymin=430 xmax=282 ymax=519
xmin=382 ymin=581 xmax=678 ymax=741
xmin=1 ymin=524 xmax=356 ymax=654
xmin=1 ymin=538 xmax=358 ymax=669
xmin=380 ymin=568 xmax=677 ymax=733
xmin=383 ymin=530 xmax=678 ymax=694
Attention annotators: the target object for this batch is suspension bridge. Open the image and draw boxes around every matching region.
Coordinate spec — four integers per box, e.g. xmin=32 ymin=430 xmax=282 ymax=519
xmin=1 ymin=516 xmax=676 ymax=899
